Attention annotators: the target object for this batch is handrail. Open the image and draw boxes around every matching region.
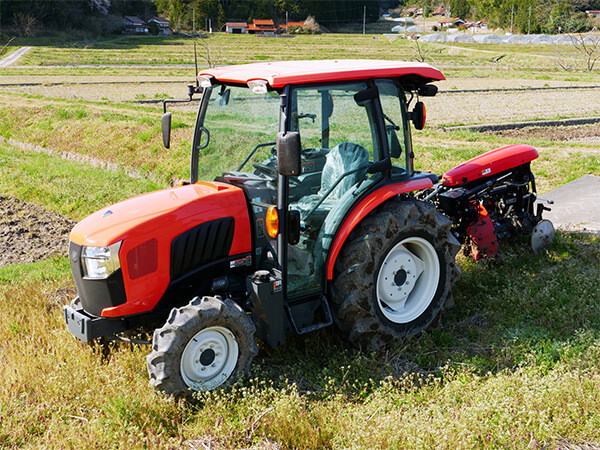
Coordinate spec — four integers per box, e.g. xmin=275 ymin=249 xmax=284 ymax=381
xmin=303 ymin=165 xmax=369 ymax=220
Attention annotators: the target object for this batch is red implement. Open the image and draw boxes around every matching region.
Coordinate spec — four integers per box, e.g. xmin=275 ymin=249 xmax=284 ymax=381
xmin=466 ymin=204 xmax=498 ymax=261
xmin=442 ymin=144 xmax=538 ymax=187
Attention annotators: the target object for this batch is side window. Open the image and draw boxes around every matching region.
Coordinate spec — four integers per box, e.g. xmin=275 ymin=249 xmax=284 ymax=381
xmin=376 ymin=80 xmax=410 ymax=179
xmin=291 ymin=83 xmax=380 ymax=160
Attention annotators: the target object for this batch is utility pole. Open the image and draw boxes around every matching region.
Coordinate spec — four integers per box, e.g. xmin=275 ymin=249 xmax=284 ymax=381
xmin=193 ymin=7 xmax=195 ymax=34
xmin=286 ymin=11 xmax=289 ymax=34
xmin=528 ymin=5 xmax=531 ymax=35
xmin=510 ymin=5 xmax=514 ymax=34
xmin=363 ymin=5 xmax=366 ymax=35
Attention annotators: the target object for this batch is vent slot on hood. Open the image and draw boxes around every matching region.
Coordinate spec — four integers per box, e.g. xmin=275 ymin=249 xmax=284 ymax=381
xmin=170 ymin=217 xmax=235 ymax=280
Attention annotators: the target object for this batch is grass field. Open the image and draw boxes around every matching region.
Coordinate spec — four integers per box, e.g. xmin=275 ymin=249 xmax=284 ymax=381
xmin=1 ymin=32 xmax=600 ymax=449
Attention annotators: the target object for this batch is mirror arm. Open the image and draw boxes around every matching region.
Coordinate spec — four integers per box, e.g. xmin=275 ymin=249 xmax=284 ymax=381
xmin=162 ymin=85 xmax=203 ymax=113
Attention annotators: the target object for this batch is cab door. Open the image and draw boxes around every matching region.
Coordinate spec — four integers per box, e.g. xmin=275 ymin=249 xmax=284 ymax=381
xmin=283 ymin=82 xmax=389 ymax=298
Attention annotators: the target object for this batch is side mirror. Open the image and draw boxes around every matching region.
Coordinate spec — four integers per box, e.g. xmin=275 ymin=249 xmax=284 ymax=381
xmin=411 ymin=101 xmax=426 ymax=130
xmin=276 ymin=131 xmax=301 ymax=177
xmin=162 ymin=112 xmax=172 ymax=148
xmin=418 ymin=85 xmax=438 ymax=97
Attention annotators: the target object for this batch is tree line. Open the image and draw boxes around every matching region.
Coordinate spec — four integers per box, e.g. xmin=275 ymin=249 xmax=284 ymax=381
xmin=1 ymin=0 xmax=599 ymax=36
xmin=446 ymin=0 xmax=600 ymax=34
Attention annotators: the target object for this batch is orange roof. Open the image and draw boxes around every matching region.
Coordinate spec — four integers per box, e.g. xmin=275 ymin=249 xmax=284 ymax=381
xmin=198 ymin=60 xmax=445 ymax=89
xmin=280 ymin=21 xmax=305 ymax=28
xmin=247 ymin=24 xmax=276 ymax=31
xmin=226 ymin=22 xmax=247 ymax=27
xmin=253 ymin=19 xmax=274 ymax=26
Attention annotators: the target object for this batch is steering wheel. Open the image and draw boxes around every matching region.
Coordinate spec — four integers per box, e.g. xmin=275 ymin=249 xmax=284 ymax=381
xmin=253 ymin=162 xmax=277 ymax=178
xmin=252 ymin=162 xmax=300 ymax=186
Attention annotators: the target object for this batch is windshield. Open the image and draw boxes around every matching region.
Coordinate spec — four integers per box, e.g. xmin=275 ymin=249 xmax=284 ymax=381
xmin=198 ymin=85 xmax=282 ymax=177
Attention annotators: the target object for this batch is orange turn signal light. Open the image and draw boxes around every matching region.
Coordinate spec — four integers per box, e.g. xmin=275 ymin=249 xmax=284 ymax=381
xmin=266 ymin=206 xmax=279 ymax=238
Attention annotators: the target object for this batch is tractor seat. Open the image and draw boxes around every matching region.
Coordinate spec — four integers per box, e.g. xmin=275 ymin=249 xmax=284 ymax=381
xmin=292 ymin=142 xmax=369 ymax=224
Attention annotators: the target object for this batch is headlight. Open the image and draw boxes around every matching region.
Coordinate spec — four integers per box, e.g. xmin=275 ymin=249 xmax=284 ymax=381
xmin=82 ymin=242 xmax=122 ymax=279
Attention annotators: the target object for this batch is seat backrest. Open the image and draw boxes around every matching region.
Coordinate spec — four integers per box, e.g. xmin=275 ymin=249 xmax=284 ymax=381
xmin=318 ymin=142 xmax=369 ymax=200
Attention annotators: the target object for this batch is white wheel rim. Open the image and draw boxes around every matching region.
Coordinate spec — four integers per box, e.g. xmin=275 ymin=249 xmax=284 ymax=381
xmin=180 ymin=326 xmax=239 ymax=391
xmin=376 ymin=236 xmax=440 ymax=324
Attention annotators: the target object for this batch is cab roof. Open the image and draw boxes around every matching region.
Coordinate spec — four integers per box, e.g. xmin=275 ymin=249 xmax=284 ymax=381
xmin=198 ymin=59 xmax=445 ymax=89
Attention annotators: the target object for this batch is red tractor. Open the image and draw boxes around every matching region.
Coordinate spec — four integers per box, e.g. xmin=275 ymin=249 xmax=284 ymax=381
xmin=63 ymin=60 xmax=554 ymax=395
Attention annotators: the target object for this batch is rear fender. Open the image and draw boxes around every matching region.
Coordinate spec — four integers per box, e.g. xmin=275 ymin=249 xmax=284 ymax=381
xmin=326 ymin=178 xmax=433 ymax=280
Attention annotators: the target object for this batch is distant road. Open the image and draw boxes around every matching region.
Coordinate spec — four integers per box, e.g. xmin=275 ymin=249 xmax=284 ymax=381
xmin=0 ymin=46 xmax=32 ymax=67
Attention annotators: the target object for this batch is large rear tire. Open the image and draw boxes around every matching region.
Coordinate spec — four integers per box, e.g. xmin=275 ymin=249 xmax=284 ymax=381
xmin=147 ymin=296 xmax=257 ymax=395
xmin=330 ymin=198 xmax=461 ymax=350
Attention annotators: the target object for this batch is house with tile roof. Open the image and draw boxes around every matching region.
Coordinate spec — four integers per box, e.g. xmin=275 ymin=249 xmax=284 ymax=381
xmin=123 ymin=16 xmax=148 ymax=34
xmin=247 ymin=19 xmax=277 ymax=34
xmin=279 ymin=21 xmax=305 ymax=33
xmin=148 ymin=17 xmax=170 ymax=35
xmin=226 ymin=22 xmax=248 ymax=33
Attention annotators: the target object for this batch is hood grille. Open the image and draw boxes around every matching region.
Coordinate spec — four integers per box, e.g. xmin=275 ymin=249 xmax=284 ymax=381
xmin=170 ymin=217 xmax=235 ymax=280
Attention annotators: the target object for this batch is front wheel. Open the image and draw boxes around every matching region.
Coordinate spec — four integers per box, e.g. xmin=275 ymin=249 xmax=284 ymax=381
xmin=147 ymin=296 xmax=257 ymax=395
xmin=331 ymin=198 xmax=461 ymax=350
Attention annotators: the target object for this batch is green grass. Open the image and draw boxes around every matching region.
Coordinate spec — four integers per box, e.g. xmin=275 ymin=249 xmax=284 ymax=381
xmin=0 ymin=139 xmax=162 ymax=220
xmin=0 ymin=256 xmax=70 ymax=284
xmin=0 ymin=94 xmax=197 ymax=185
xmin=2 ymin=35 xmax=600 ymax=449
xmin=0 ymin=233 xmax=599 ymax=448
xmin=3 ymin=33 xmax=592 ymax=75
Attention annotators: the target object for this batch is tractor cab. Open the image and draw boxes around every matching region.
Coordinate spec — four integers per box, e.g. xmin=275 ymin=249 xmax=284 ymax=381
xmin=163 ymin=60 xmax=442 ymax=346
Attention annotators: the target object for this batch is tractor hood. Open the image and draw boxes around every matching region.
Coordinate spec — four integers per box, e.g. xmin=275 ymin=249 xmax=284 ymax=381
xmin=70 ymin=181 xmax=245 ymax=247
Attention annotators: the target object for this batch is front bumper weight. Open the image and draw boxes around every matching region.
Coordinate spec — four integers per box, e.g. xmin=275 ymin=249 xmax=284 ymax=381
xmin=63 ymin=300 xmax=127 ymax=342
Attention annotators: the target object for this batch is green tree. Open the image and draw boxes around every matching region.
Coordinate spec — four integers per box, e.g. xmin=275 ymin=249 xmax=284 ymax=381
xmin=450 ymin=0 xmax=472 ymax=19
xmin=513 ymin=0 xmax=539 ymax=34
xmin=542 ymin=0 xmax=583 ymax=33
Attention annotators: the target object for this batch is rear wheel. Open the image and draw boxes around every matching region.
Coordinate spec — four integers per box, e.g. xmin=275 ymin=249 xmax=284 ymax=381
xmin=331 ymin=198 xmax=461 ymax=350
xmin=147 ymin=296 xmax=257 ymax=395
